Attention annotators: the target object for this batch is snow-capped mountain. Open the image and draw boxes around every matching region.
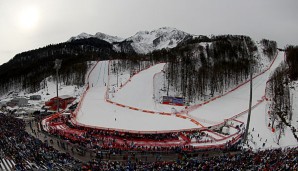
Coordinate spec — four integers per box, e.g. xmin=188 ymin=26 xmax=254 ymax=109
xmin=68 ymin=27 xmax=192 ymax=54
xmin=68 ymin=32 xmax=124 ymax=43
xmin=69 ymin=32 xmax=93 ymax=41
xmin=125 ymin=27 xmax=191 ymax=54
xmin=94 ymin=32 xmax=124 ymax=43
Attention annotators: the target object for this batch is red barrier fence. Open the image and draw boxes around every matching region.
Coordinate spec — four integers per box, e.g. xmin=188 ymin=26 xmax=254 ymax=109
xmin=43 ymin=113 xmax=242 ymax=149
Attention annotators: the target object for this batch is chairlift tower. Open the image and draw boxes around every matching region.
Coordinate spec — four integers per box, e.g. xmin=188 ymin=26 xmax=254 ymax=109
xmin=54 ymin=59 xmax=62 ymax=113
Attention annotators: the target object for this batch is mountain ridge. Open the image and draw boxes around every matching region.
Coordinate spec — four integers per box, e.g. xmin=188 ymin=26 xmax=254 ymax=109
xmin=68 ymin=32 xmax=124 ymax=44
xmin=0 ymin=26 xmax=278 ymax=100
xmin=69 ymin=27 xmax=193 ymax=54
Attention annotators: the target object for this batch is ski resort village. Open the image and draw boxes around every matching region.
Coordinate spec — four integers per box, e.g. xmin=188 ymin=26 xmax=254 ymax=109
xmin=0 ymin=26 xmax=297 ymax=170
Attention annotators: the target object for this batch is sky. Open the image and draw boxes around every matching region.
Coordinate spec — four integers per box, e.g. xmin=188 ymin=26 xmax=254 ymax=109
xmin=0 ymin=0 xmax=297 ymax=65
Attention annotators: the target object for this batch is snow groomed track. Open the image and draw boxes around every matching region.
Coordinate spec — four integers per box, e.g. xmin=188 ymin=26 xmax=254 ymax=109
xmin=74 ymin=61 xmax=200 ymax=132
xmin=40 ymin=51 xmax=287 ymax=150
xmin=74 ymin=52 xmax=283 ymax=134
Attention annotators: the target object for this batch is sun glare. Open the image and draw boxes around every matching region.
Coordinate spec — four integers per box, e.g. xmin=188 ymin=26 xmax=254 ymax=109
xmin=18 ymin=6 xmax=39 ymax=30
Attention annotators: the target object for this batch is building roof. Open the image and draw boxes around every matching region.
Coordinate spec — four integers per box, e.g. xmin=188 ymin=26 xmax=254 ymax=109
xmin=59 ymin=95 xmax=73 ymax=100
xmin=50 ymin=95 xmax=73 ymax=101
xmin=12 ymin=97 xmax=28 ymax=100
xmin=30 ymin=95 xmax=41 ymax=97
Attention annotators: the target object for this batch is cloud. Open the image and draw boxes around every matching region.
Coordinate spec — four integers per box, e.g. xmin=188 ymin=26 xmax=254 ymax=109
xmin=0 ymin=0 xmax=297 ymax=65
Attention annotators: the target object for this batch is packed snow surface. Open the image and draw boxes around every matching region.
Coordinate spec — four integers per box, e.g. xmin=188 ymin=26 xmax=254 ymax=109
xmin=3 ymin=49 xmax=296 ymax=149
xmin=75 ymin=52 xmax=297 ymax=148
xmin=111 ymin=63 xmax=184 ymax=113
xmin=75 ymin=61 xmax=199 ymax=132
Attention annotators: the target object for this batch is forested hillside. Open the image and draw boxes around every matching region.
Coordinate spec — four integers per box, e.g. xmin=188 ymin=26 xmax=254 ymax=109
xmin=150 ymin=36 xmax=277 ymax=104
xmin=0 ymin=33 xmax=277 ymax=103
xmin=286 ymin=45 xmax=298 ymax=80
xmin=0 ymin=38 xmax=115 ymax=95
xmin=265 ymin=45 xmax=298 ymax=142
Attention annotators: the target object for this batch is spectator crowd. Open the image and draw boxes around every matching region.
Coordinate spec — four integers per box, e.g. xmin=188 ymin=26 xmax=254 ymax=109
xmin=0 ymin=113 xmax=82 ymax=170
xmin=0 ymin=113 xmax=297 ymax=170
xmin=79 ymin=147 xmax=298 ymax=170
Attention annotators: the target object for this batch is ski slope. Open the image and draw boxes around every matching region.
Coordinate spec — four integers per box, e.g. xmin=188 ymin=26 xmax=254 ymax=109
xmin=75 ymin=61 xmax=199 ymax=132
xmin=111 ymin=63 xmax=184 ymax=113
xmin=237 ymin=101 xmax=297 ymax=149
xmin=74 ymin=52 xmax=296 ymax=148
xmin=188 ymin=52 xmax=285 ymax=126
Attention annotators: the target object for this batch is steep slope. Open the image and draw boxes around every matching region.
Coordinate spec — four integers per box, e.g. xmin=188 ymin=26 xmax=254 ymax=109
xmin=76 ymin=61 xmax=198 ymax=131
xmin=151 ymin=36 xmax=277 ymax=106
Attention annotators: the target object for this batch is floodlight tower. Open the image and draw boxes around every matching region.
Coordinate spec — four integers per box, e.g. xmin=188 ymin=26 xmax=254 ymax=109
xmin=243 ymin=58 xmax=254 ymax=144
xmin=54 ymin=59 xmax=62 ymax=113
